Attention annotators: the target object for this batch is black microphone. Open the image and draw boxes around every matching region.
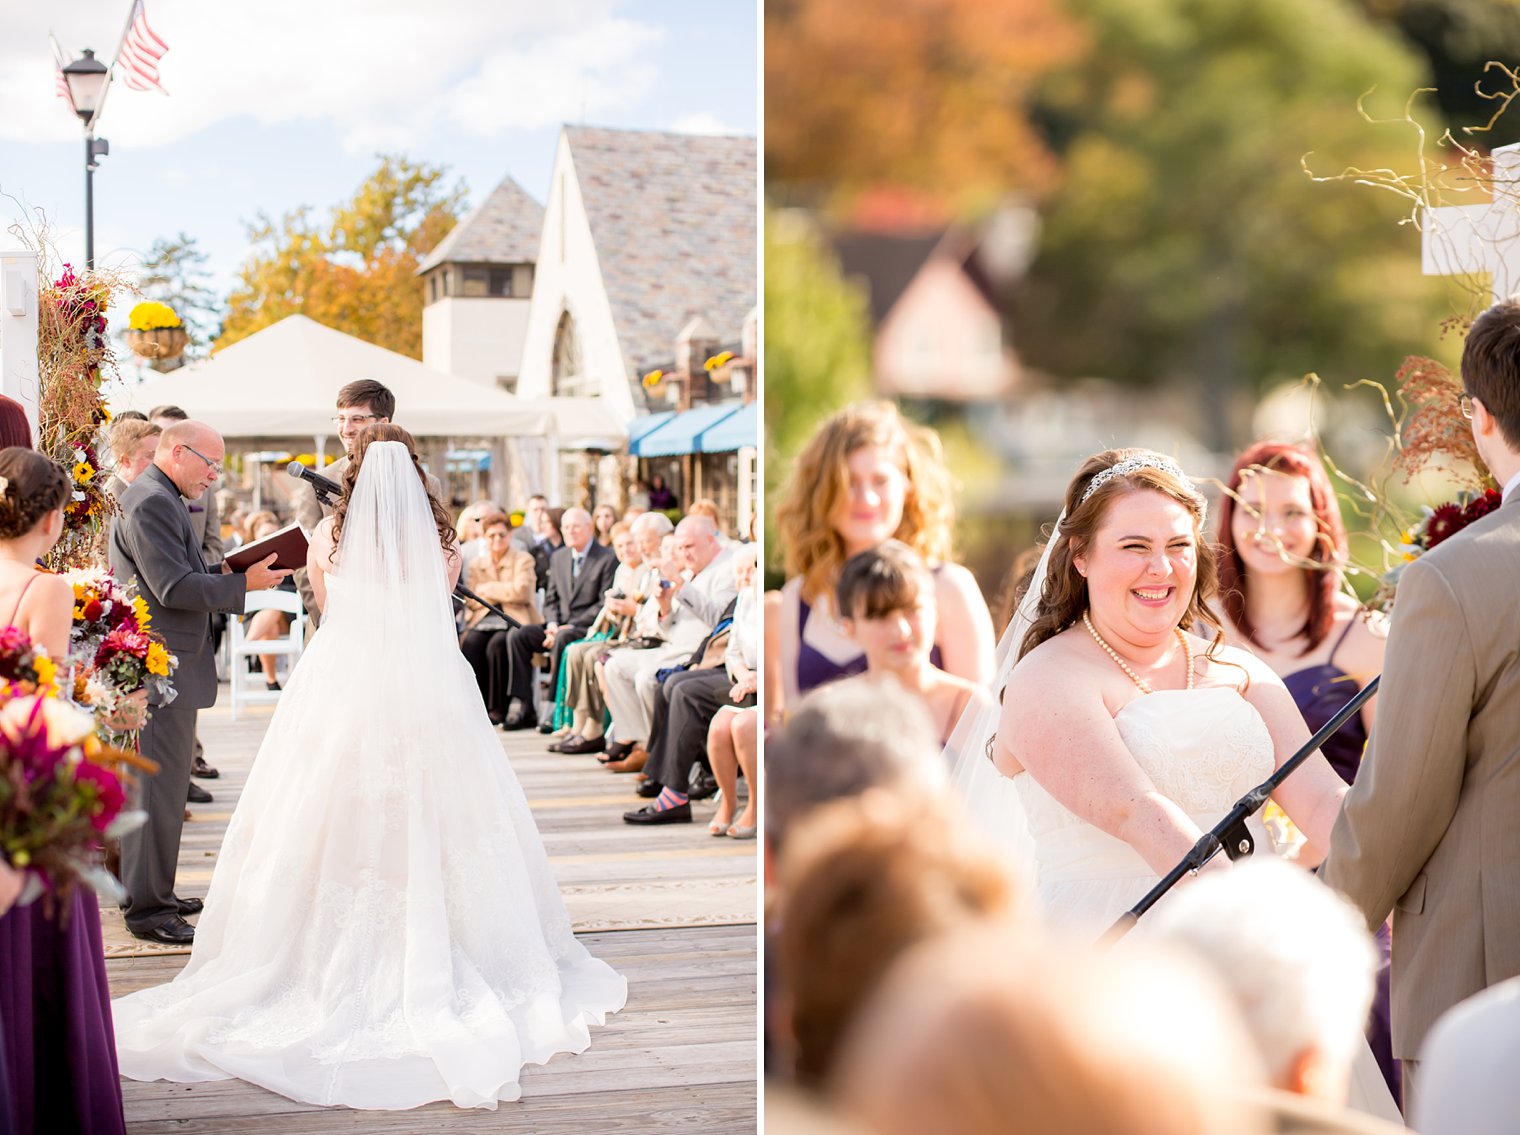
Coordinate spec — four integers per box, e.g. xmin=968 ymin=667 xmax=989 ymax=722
xmin=286 ymin=461 xmax=341 ymax=503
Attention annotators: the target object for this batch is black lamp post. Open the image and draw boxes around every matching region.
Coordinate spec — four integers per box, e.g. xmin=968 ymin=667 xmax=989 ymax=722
xmin=61 ymin=49 xmax=110 ymax=269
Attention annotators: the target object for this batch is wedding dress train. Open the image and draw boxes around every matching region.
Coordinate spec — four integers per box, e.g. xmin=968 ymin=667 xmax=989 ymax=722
xmin=111 ymin=443 xmax=626 ymax=1109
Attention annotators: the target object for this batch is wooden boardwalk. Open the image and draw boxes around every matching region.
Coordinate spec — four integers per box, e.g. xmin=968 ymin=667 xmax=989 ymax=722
xmin=102 ymin=692 xmax=759 ymax=1134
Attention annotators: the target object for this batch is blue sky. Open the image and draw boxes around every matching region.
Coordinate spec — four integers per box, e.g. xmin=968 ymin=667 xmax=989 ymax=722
xmin=0 ymin=0 xmax=757 ymax=326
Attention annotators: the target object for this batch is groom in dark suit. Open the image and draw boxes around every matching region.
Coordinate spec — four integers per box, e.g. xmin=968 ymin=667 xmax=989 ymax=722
xmin=500 ymin=507 xmax=617 ymax=730
xmin=110 ymin=421 xmax=290 ymax=944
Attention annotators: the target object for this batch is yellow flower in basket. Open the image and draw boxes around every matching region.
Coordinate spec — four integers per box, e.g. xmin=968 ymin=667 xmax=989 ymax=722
xmin=128 ymin=301 xmax=183 ymax=331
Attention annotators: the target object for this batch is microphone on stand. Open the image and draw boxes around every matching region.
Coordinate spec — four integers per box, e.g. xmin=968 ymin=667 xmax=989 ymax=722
xmin=285 ymin=461 xmax=523 ymax=630
xmin=286 ymin=461 xmax=341 ymax=506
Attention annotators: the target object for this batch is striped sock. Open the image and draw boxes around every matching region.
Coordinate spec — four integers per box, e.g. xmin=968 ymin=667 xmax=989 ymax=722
xmin=656 ymin=787 xmax=689 ymax=811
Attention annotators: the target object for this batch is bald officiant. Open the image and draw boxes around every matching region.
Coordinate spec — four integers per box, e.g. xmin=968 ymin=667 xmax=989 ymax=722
xmin=111 ymin=420 xmax=290 ymax=944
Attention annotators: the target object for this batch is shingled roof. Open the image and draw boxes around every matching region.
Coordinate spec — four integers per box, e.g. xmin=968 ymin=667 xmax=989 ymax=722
xmin=564 ymin=125 xmax=756 ymax=395
xmin=417 ymin=175 xmax=544 ymax=274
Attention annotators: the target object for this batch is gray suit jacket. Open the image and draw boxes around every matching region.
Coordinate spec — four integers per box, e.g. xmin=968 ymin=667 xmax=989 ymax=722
xmin=1321 ymin=493 xmax=1520 ymax=1061
xmin=543 ymin=540 xmax=618 ymax=628
xmin=110 ymin=464 xmax=247 ymax=708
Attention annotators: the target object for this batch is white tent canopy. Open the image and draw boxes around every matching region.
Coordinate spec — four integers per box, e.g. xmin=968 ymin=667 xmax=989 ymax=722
xmin=110 ymin=315 xmax=558 ymax=439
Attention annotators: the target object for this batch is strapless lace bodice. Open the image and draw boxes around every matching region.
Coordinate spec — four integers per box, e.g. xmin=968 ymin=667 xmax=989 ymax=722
xmin=1014 ymin=686 xmax=1275 ymax=931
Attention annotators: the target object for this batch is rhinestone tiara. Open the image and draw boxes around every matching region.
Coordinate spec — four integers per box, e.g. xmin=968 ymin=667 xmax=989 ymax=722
xmin=1078 ymin=454 xmax=1202 ymax=517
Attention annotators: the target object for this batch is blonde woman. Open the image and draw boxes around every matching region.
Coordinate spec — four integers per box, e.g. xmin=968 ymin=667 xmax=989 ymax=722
xmin=765 ymin=401 xmax=994 ymax=725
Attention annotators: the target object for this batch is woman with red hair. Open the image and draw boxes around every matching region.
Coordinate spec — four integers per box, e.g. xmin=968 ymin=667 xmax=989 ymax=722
xmin=1216 ymin=439 xmax=1395 ymax=1102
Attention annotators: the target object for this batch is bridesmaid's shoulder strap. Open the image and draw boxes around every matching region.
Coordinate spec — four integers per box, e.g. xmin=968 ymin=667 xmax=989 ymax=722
xmin=3 ymin=569 xmax=43 ymax=629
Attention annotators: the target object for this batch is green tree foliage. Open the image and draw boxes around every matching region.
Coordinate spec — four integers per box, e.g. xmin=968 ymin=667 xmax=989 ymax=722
xmin=763 ymin=209 xmax=874 ymax=582
xmin=135 ymin=232 xmax=220 ymax=371
xmin=1014 ymin=0 xmax=1452 ymax=449
xmin=1356 ymin=0 xmax=1520 ymax=142
xmin=218 ymin=155 xmax=465 ymax=358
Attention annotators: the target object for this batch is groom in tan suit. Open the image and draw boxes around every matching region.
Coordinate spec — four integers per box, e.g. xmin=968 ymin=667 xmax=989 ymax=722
xmin=1321 ymin=297 xmax=1520 ymax=1110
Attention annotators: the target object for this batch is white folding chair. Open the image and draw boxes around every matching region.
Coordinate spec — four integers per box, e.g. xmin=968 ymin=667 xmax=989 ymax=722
xmin=229 ymin=589 xmax=306 ymax=721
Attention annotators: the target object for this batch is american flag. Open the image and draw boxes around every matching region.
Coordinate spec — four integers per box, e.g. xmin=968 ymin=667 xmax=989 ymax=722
xmin=50 ymin=33 xmax=72 ymax=109
xmin=115 ymin=0 xmax=169 ymax=94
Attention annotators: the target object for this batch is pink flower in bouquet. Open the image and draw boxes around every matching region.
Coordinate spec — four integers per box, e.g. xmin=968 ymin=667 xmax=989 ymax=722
xmin=70 ymin=760 xmax=125 ymax=832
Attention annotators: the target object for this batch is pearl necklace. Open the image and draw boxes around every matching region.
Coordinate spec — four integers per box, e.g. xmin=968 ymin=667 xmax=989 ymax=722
xmin=1082 ymin=611 xmax=1194 ymax=695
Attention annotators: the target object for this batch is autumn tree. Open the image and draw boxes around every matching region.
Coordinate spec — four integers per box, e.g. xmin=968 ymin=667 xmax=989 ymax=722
xmin=1015 ymin=0 xmax=1452 ymax=449
xmin=217 ymin=155 xmax=465 ymax=358
xmin=765 ymin=0 xmax=1085 ymax=212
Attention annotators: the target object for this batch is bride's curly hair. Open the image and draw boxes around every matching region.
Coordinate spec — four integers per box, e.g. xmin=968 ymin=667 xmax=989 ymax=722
xmin=1017 ymin=449 xmax=1228 ymax=663
xmin=328 ymin=423 xmax=455 ymax=560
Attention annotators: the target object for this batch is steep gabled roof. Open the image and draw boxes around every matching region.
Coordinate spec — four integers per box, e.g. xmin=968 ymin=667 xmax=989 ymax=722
xmin=417 ymin=175 xmax=544 ymax=274
xmin=564 ymin=125 xmax=756 ymax=391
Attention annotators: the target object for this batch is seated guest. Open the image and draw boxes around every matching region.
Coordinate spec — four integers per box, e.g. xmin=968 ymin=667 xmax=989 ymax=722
xmin=239 ymin=510 xmax=300 ymax=690
xmin=619 ymin=595 xmax=738 ymax=825
xmin=835 ymin=541 xmax=991 ymax=746
xmin=835 ymin=928 xmax=1265 ymax=1135
xmin=708 ymin=544 xmax=760 ymax=837
xmin=454 ymin=500 xmax=496 ymax=570
xmin=459 ymin=511 xmax=541 ymax=724
xmin=686 ymin=498 xmax=728 ymax=543
xmin=547 ymin=518 xmax=650 ymax=750
xmin=1415 ymin=977 xmax=1520 ymax=1135
xmin=1146 ymin=859 xmax=1402 ymax=1127
xmin=775 ymin=793 xmax=1023 ymax=1088
xmin=500 ymin=508 xmax=615 ymax=730
xmin=599 ymin=516 xmax=736 ymax=778
xmin=592 ymin=503 xmax=619 ymax=547
xmin=529 ymin=505 xmax=565 ymax=593
xmin=594 ymin=530 xmax=683 ymax=769
xmin=510 ymin=494 xmax=548 ymax=554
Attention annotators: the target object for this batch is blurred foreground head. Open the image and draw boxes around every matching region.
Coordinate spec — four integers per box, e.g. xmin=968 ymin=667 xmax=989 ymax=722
xmin=775 ymin=792 xmax=1022 ymax=1088
xmin=764 ymin=676 xmax=945 ymax=855
xmin=835 ymin=928 xmax=1266 ymax=1135
xmin=1145 ymin=858 xmax=1377 ymax=1104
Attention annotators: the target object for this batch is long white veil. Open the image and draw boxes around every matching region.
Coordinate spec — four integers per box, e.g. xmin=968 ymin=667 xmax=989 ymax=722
xmin=942 ymin=511 xmax=1065 ymax=881
xmin=323 ymin=440 xmax=457 ymax=653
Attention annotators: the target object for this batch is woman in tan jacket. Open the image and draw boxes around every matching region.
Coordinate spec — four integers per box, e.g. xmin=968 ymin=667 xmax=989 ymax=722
xmin=459 ymin=511 xmax=542 ymax=724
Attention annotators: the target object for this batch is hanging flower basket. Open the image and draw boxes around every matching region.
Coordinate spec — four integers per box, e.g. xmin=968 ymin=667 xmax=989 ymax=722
xmin=124 ymin=326 xmax=189 ymax=360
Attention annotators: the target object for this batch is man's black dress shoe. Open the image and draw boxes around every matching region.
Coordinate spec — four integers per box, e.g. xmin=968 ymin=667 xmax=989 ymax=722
xmin=636 ymin=780 xmax=664 ymax=798
xmin=688 ymin=769 xmax=719 ymax=801
xmin=502 ymin=709 xmax=538 ymax=731
xmin=623 ymin=802 xmax=691 ymax=825
xmin=191 ymin=755 xmax=219 ymax=779
xmin=176 ymin=897 xmax=204 ymax=916
xmin=186 ymin=781 xmax=213 ymax=804
xmin=130 ymin=915 xmax=196 ymax=945
xmin=559 ymin=735 xmax=606 ymax=755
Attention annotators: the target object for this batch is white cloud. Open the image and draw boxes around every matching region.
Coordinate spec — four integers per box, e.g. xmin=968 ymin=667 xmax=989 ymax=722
xmin=0 ymin=0 xmax=666 ymax=150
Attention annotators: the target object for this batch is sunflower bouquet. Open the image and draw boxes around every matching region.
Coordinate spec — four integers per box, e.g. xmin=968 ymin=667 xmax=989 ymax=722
xmin=65 ymin=568 xmax=177 ymax=728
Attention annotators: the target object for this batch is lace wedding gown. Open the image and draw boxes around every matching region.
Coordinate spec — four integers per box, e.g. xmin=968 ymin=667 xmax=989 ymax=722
xmin=111 ymin=443 xmax=627 ymax=1110
xmin=1013 ymin=687 xmax=1272 ymax=931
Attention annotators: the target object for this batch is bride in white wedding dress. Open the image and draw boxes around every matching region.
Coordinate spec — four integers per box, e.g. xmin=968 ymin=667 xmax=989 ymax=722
xmin=946 ymin=449 xmax=1399 ymax=1119
xmin=112 ymin=426 xmax=626 ymax=1110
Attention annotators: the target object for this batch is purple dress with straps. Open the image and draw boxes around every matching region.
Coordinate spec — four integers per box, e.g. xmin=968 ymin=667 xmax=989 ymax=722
xmin=1283 ymin=619 xmax=1398 ymax=1107
xmin=0 ymin=577 xmax=127 ymax=1135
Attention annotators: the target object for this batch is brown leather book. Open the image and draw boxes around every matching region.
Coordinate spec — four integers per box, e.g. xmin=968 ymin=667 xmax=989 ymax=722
xmin=224 ymin=522 xmax=309 ymax=573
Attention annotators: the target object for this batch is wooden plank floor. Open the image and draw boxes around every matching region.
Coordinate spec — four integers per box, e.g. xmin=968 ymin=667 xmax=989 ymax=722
xmin=104 ymin=686 xmax=759 ymax=1133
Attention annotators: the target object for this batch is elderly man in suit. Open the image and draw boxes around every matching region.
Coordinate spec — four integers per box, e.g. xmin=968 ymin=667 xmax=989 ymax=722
xmin=1321 ymin=296 xmax=1520 ymax=1111
xmin=500 ymin=508 xmax=617 ymax=730
xmin=111 ymin=421 xmax=290 ymax=944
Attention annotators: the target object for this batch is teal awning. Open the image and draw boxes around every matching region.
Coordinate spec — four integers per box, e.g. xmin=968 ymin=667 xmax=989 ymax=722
xmin=694 ymin=401 xmax=757 ymax=453
xmin=626 ymin=411 xmax=677 ymax=452
xmin=632 ymin=402 xmax=742 ymax=457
